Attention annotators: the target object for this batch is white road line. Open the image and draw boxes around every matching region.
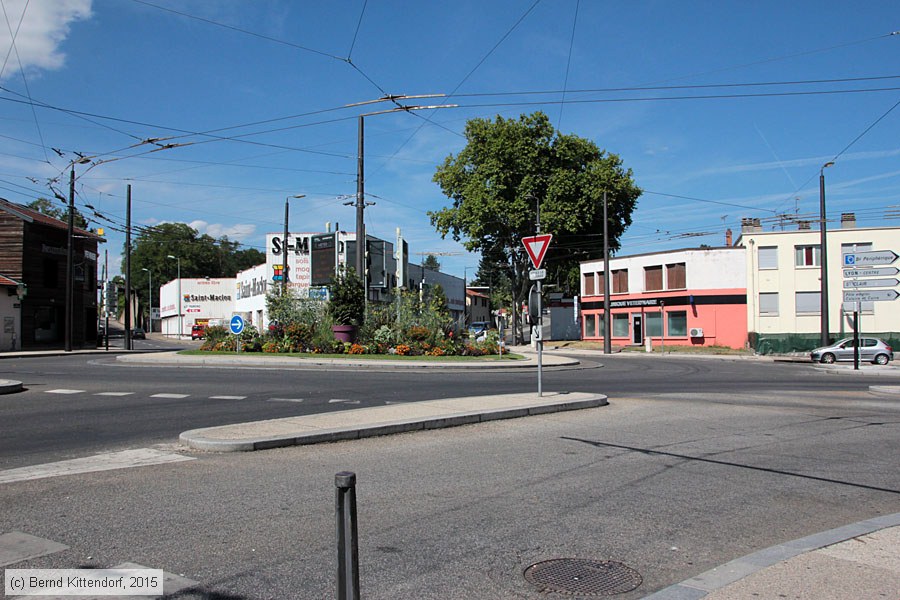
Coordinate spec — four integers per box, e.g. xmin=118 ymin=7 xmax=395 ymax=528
xmin=0 ymin=532 xmax=69 ymax=567
xmin=45 ymin=389 xmax=84 ymax=394
xmin=0 ymin=448 xmax=195 ymax=484
xmin=209 ymin=395 xmax=246 ymax=400
xmin=329 ymin=398 xmax=361 ymax=405
xmin=151 ymin=393 xmax=190 ymax=399
xmin=95 ymin=392 xmax=135 ymax=396
xmin=268 ymin=397 xmax=305 ymax=403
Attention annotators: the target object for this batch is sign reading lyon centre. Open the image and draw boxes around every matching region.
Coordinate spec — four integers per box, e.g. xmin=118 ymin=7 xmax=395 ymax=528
xmin=522 ymin=234 xmax=553 ymax=269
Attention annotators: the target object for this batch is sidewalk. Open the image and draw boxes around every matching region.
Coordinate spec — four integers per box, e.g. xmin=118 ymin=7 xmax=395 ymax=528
xmin=644 ymin=514 xmax=900 ymax=599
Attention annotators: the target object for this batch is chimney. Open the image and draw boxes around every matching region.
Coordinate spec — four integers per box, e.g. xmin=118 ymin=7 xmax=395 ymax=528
xmin=841 ymin=213 xmax=856 ymax=229
xmin=725 ymin=228 xmax=733 ymax=247
xmin=741 ymin=218 xmax=762 ymax=233
xmin=798 ymin=221 xmax=811 ymax=230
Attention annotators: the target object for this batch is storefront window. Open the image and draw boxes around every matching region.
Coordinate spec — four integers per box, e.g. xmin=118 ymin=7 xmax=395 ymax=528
xmin=667 ymin=311 xmax=687 ymax=336
xmin=584 ymin=313 xmax=596 ymax=337
xmin=612 ymin=313 xmax=629 ymax=337
xmin=646 ymin=311 xmax=663 ymax=336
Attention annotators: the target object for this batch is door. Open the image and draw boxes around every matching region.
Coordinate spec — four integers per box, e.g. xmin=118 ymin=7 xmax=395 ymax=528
xmin=632 ymin=314 xmax=643 ymax=345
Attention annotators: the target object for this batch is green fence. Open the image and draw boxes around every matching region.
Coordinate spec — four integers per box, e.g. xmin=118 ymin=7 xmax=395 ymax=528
xmin=750 ymin=332 xmax=900 ymax=355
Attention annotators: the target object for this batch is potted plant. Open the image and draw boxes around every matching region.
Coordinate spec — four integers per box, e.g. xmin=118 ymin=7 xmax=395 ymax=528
xmin=327 ymin=266 xmax=366 ymax=342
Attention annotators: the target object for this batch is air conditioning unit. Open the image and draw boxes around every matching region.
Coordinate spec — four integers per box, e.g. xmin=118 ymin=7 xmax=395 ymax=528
xmin=689 ymin=327 xmax=704 ymax=338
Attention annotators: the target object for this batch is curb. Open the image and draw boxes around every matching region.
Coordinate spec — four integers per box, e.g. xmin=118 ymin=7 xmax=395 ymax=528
xmin=180 ymin=393 xmax=608 ymax=452
xmin=642 ymin=512 xmax=900 ymax=599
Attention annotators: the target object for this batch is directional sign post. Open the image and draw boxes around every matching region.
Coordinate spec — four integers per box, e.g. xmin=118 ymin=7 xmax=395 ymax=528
xmin=842 ymin=250 xmax=899 ymax=267
xmin=522 ymin=230 xmax=553 ymax=397
xmin=843 ymin=278 xmax=899 ymax=289
xmin=230 ymin=315 xmax=245 ymax=354
xmin=843 ymin=290 xmax=900 ymax=303
xmin=842 ymin=267 xmax=898 ymax=278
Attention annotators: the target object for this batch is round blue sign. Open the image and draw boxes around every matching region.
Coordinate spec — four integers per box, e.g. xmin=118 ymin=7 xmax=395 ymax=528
xmin=229 ymin=315 xmax=245 ymax=335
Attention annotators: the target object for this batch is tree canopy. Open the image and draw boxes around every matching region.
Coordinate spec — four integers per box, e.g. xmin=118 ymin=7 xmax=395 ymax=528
xmin=431 ymin=111 xmax=641 ymax=340
xmin=27 ymin=198 xmax=89 ymax=229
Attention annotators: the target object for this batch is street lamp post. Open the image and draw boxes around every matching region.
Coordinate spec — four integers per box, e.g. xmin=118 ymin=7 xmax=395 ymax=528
xmin=167 ymin=255 xmax=181 ymax=338
xmin=142 ymin=268 xmax=152 ymax=333
xmin=282 ymin=194 xmax=306 ymax=294
xmin=819 ymin=161 xmax=834 ymax=346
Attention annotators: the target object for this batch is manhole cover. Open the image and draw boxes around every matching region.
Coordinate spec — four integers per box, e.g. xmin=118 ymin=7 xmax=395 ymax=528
xmin=524 ymin=558 xmax=642 ymax=596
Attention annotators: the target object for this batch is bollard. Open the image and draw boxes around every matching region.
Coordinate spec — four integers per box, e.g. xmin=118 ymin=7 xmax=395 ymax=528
xmin=335 ymin=471 xmax=360 ymax=600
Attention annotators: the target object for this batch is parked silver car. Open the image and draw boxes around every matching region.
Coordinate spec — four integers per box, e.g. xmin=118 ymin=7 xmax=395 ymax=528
xmin=810 ymin=337 xmax=893 ymax=365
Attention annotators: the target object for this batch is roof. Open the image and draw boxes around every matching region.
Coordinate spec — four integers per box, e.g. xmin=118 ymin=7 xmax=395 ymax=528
xmin=466 ymin=289 xmax=489 ymax=298
xmin=581 ymin=245 xmax=742 ymax=266
xmin=0 ymin=197 xmax=104 ymax=240
xmin=0 ymin=275 xmax=20 ymax=287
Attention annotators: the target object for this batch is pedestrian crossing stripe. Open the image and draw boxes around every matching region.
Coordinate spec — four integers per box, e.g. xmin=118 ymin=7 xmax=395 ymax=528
xmin=209 ymin=395 xmax=246 ymax=400
xmin=151 ymin=393 xmax=190 ymax=398
xmin=46 ymin=389 xmax=83 ymax=394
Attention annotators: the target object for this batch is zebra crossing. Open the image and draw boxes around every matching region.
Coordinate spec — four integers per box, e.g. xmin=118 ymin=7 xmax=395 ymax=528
xmin=40 ymin=389 xmax=365 ymax=405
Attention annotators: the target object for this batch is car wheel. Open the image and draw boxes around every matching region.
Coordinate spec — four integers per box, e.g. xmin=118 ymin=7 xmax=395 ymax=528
xmin=873 ymin=354 xmax=890 ymax=366
xmin=820 ymin=353 xmax=836 ymax=364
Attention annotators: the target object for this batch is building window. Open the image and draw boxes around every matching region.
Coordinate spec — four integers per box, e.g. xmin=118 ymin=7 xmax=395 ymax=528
xmin=667 ymin=311 xmax=687 ymax=336
xmin=43 ymin=258 xmax=59 ymax=288
xmin=644 ymin=266 xmax=663 ymax=291
xmin=759 ymin=292 xmax=779 ymax=316
xmin=598 ymin=314 xmax=606 ymax=337
xmin=596 ymin=272 xmax=606 ymax=295
xmin=612 ymin=313 xmax=629 ymax=337
xmin=666 ymin=263 xmax=686 ymax=289
xmin=796 ymin=291 xmax=821 ymax=315
xmin=583 ymin=273 xmax=595 ymax=296
xmin=758 ymin=246 xmax=778 ymax=270
xmin=646 ymin=311 xmax=663 ymax=336
xmin=794 ymin=245 xmax=821 ymax=267
xmin=584 ymin=313 xmax=596 ymax=337
xmin=612 ymin=269 xmax=628 ymax=293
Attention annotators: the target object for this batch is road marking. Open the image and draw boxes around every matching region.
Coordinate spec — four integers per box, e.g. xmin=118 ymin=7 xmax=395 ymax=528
xmin=115 ymin=562 xmax=199 ymax=597
xmin=209 ymin=395 xmax=246 ymax=400
xmin=268 ymin=397 xmax=305 ymax=403
xmin=0 ymin=532 xmax=69 ymax=567
xmin=329 ymin=398 xmax=361 ymax=404
xmin=0 ymin=448 xmax=195 ymax=485
xmin=151 ymin=393 xmax=190 ymax=399
xmin=95 ymin=392 xmax=134 ymax=396
xmin=45 ymin=389 xmax=84 ymax=394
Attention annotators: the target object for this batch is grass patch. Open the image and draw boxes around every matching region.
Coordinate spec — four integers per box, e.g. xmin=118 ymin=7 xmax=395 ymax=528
xmin=178 ymin=349 xmax=524 ymax=361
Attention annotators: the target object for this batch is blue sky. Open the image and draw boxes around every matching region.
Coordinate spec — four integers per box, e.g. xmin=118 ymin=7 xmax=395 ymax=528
xmin=1 ymin=0 xmax=898 ymax=282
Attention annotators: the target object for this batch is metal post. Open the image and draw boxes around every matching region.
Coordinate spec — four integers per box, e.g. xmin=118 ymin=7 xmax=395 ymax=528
xmin=356 ymin=115 xmax=366 ymax=279
xmin=125 ymin=185 xmax=132 ymax=350
xmin=660 ymin=300 xmax=665 ymax=355
xmin=853 ymin=307 xmax=860 ymax=370
xmin=819 ymin=162 xmax=834 ymax=346
xmin=283 ymin=196 xmax=290 ymax=294
xmin=65 ymin=166 xmax=74 ymax=352
xmin=104 ymin=249 xmax=109 ymax=351
xmin=535 ymin=195 xmax=543 ymax=397
xmin=335 ymin=472 xmax=360 ymax=600
xmin=602 ymin=191 xmax=611 ymax=354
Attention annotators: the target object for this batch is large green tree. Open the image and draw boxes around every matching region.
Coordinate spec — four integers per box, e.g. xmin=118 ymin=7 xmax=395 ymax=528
xmin=27 ymin=198 xmax=89 ymax=229
xmin=430 ymin=111 xmax=641 ymax=340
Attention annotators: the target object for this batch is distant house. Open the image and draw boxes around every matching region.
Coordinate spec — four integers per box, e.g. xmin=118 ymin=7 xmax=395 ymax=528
xmin=0 ymin=198 xmax=103 ymax=349
xmin=466 ymin=288 xmax=491 ymax=326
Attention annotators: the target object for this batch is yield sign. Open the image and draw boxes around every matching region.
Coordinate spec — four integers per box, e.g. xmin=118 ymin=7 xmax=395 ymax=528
xmin=522 ymin=233 xmax=553 ymax=269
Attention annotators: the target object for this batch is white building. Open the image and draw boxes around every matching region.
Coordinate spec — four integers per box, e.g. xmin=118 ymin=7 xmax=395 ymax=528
xmin=159 ymin=277 xmax=236 ymax=337
xmin=234 ymin=263 xmax=271 ymax=331
xmin=736 ymin=216 xmax=900 ymax=353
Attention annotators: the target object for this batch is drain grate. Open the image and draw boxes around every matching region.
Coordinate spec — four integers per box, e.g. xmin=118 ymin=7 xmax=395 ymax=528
xmin=523 ymin=558 xmax=642 ymax=596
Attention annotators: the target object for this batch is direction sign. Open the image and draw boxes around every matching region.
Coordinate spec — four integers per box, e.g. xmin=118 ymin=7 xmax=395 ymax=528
xmin=229 ymin=315 xmax=245 ymax=335
xmin=842 ymin=250 xmax=899 ymax=267
xmin=843 ymin=267 xmax=899 ymax=278
xmin=843 ymin=289 xmax=899 ymax=303
xmin=529 ymin=268 xmax=546 ymax=280
xmin=522 ymin=234 xmax=553 ymax=269
xmin=843 ymin=278 xmax=899 ymax=289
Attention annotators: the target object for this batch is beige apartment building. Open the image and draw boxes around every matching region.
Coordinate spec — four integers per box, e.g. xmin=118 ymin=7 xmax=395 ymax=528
xmin=735 ymin=215 xmax=900 ymax=353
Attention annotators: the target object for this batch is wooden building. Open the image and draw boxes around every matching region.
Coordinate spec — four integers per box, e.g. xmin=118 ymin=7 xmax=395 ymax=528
xmin=0 ymin=198 xmax=103 ymax=349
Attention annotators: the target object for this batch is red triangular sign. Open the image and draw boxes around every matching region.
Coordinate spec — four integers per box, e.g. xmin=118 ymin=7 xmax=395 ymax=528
xmin=522 ymin=234 xmax=553 ymax=269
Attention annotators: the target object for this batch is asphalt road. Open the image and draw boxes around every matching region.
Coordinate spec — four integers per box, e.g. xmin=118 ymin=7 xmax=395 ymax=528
xmin=1 ymin=360 xmax=897 ymax=599
xmin=0 ymin=351 xmax=895 ymax=471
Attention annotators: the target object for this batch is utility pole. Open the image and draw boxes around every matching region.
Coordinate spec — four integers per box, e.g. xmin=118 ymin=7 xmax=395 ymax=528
xmin=65 ymin=166 xmax=75 ymax=352
xmin=125 ymin=185 xmax=132 ymax=350
xmin=603 ymin=190 xmax=611 ymax=354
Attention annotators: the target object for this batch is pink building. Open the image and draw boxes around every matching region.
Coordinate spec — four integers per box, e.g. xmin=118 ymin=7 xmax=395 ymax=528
xmin=580 ymin=246 xmax=747 ymax=349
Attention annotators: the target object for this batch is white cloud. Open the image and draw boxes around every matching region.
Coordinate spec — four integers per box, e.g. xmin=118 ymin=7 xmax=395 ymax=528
xmin=188 ymin=219 xmax=256 ymax=240
xmin=0 ymin=0 xmax=91 ymax=82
